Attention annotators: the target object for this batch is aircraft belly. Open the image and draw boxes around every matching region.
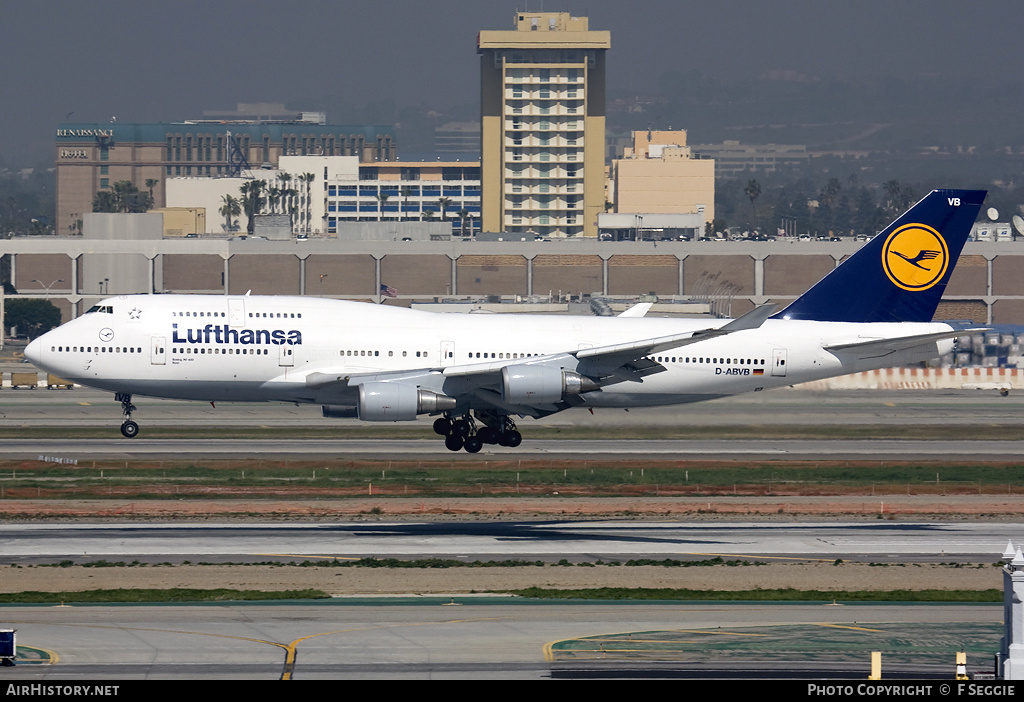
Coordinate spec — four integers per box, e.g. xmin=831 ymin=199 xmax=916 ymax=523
xmin=61 ymin=377 xmax=299 ymax=403
xmin=582 ymin=392 xmax=725 ymax=408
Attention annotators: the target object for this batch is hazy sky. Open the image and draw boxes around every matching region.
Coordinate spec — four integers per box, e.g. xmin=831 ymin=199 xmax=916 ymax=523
xmin=2 ymin=0 xmax=1021 ymax=165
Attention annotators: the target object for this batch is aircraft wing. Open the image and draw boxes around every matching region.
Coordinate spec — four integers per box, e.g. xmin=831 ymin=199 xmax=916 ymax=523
xmin=303 ymin=304 xmax=778 ymax=415
xmin=573 ymin=303 xmax=777 ymax=378
xmin=823 ymin=328 xmax=987 ymax=359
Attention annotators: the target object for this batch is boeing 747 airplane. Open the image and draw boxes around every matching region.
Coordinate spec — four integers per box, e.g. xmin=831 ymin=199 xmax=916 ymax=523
xmin=25 ymin=189 xmax=986 ymax=452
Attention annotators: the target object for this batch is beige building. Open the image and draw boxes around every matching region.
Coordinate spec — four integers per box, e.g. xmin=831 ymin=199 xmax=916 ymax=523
xmin=478 ymin=12 xmax=610 ymax=238
xmin=611 ymin=130 xmax=715 ymax=228
xmin=689 ymin=140 xmax=809 ymax=177
xmin=167 ymin=156 xmax=481 ymax=236
xmin=55 ymin=119 xmax=395 ymax=239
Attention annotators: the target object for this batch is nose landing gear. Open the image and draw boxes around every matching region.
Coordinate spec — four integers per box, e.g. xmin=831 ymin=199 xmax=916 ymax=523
xmin=116 ymin=393 xmax=139 ymax=438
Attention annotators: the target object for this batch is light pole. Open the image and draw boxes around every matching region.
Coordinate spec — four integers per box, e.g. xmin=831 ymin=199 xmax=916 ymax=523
xmin=318 ymin=274 xmax=328 ymax=298
xmin=31 ymin=279 xmax=64 ymax=295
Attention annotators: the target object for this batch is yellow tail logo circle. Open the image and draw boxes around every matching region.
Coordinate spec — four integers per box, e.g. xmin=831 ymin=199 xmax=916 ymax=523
xmin=881 ymin=223 xmax=949 ymax=291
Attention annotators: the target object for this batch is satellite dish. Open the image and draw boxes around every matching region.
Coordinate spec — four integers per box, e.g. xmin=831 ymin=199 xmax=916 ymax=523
xmin=988 ymin=207 xmax=1000 ymax=221
xmin=1013 ymin=215 xmax=1024 ymax=235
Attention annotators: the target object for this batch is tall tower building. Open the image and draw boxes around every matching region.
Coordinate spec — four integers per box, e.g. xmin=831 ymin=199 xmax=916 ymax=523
xmin=478 ymin=12 xmax=610 ymax=238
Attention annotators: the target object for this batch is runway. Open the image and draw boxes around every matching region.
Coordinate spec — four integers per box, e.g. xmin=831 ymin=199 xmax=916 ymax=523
xmin=0 ymin=387 xmax=1019 ymax=679
xmin=2 ymin=521 xmax=1019 ymax=564
xmin=2 ymin=385 xmax=1022 ymax=428
xmin=2 ymin=386 xmax=1021 ymax=459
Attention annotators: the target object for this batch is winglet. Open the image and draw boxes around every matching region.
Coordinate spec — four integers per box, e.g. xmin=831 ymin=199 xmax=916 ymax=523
xmin=618 ymin=302 xmax=653 ymax=318
xmin=775 ymin=189 xmax=986 ymax=323
xmin=718 ymin=303 xmax=778 ymax=332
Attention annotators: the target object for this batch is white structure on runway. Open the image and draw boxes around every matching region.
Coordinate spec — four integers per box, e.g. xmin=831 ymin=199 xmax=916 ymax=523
xmin=1001 ymin=541 xmax=1024 ymax=678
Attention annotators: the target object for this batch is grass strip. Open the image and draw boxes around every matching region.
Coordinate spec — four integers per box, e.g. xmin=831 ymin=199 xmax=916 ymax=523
xmin=0 ymin=588 xmax=330 ymax=604
xmin=512 ymin=587 xmax=1003 ymax=602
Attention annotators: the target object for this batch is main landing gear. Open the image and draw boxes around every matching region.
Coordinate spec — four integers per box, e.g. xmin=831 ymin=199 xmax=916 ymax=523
xmin=433 ymin=412 xmax=523 ymax=453
xmin=116 ymin=393 xmax=139 ymax=438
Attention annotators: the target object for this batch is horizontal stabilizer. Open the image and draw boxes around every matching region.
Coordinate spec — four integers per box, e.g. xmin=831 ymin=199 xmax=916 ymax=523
xmin=824 ymin=328 xmax=988 ymax=358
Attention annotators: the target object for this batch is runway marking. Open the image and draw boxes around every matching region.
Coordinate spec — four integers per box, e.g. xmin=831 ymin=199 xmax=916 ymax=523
xmin=39 ymin=622 xmax=293 ymax=676
xmin=7 ymin=645 xmax=59 ymax=665
xmin=544 ymin=627 xmax=770 ymax=660
xmin=815 ymin=623 xmax=885 ymax=633
xmin=280 ymin=616 xmax=509 ymax=679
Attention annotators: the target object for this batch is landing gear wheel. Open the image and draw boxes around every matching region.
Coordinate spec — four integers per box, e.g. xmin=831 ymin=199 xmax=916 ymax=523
xmin=115 ymin=393 xmax=138 ymax=439
xmin=501 ymin=430 xmax=522 ymax=448
xmin=444 ymin=433 xmax=465 ymax=452
xmin=433 ymin=417 xmax=452 ymax=435
xmin=464 ymin=435 xmax=483 ymax=453
xmin=452 ymin=418 xmax=472 ymax=437
xmin=478 ymin=427 xmax=500 ymax=445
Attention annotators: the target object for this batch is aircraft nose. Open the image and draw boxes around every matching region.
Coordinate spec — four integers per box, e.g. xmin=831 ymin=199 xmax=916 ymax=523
xmin=24 ymin=337 xmax=42 ymax=366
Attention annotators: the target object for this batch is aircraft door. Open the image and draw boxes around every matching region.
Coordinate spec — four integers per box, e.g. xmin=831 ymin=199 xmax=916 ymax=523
xmin=151 ymin=336 xmax=166 ymax=365
xmin=771 ymin=349 xmax=787 ymax=377
xmin=228 ymin=298 xmax=246 ymax=327
xmin=279 ymin=344 xmax=295 ymax=367
xmin=440 ymin=341 xmax=456 ymax=368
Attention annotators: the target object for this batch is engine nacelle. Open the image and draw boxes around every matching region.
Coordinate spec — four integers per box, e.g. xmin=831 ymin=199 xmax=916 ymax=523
xmin=357 ymin=382 xmax=457 ymax=422
xmin=501 ymin=365 xmax=599 ymax=405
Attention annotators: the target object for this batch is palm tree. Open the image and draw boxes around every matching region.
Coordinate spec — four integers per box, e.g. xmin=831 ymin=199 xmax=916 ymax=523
xmin=92 ymin=190 xmax=118 ymax=213
xmin=376 ymin=192 xmax=390 ymax=221
xmin=285 ymin=187 xmax=299 ymax=230
xmin=743 ymin=179 xmax=761 ymax=222
xmin=301 ymin=173 xmax=315 ymax=232
xmin=820 ymin=178 xmax=841 ymax=209
xmin=219 ymin=194 xmax=241 ymax=232
xmin=239 ymin=180 xmax=265 ymax=236
xmin=145 ymin=178 xmax=159 ymax=203
xmin=457 ymin=208 xmax=470 ymax=237
xmin=267 ymin=186 xmax=281 ymax=215
xmin=400 ymin=185 xmax=414 ymax=221
xmin=437 ymin=197 xmax=452 ymax=221
xmin=883 ymin=180 xmax=902 ymax=216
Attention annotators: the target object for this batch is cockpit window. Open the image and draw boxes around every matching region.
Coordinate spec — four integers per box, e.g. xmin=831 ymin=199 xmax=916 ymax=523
xmin=85 ymin=305 xmax=114 ymax=314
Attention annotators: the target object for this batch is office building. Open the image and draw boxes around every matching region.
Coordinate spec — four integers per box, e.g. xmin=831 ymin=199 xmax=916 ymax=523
xmin=166 ymin=156 xmax=481 ymax=237
xmin=55 ymin=116 xmax=395 ymax=237
xmin=478 ymin=12 xmax=610 ymax=238
xmin=609 ymin=130 xmax=715 ymax=234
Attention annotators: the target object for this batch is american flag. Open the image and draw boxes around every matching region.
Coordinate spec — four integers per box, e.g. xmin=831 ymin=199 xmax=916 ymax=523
xmin=380 ymin=283 xmax=397 ymax=298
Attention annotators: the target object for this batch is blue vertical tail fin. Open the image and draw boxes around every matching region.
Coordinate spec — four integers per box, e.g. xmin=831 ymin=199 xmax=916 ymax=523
xmin=775 ymin=189 xmax=986 ymax=323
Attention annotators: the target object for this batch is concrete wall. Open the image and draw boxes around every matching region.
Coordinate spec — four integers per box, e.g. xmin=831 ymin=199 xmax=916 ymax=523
xmin=6 ymin=238 xmax=1024 ymax=325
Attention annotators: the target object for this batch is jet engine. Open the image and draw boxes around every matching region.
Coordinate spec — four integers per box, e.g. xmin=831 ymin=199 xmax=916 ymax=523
xmin=357 ymin=382 xmax=457 ymax=422
xmin=501 ymin=365 xmax=599 ymax=405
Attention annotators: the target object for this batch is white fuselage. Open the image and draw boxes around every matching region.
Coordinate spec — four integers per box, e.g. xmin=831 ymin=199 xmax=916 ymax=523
xmin=26 ymin=294 xmax=953 ymax=413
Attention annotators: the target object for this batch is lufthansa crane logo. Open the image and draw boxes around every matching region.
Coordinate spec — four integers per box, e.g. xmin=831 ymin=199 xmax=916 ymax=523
xmin=881 ymin=223 xmax=949 ymax=292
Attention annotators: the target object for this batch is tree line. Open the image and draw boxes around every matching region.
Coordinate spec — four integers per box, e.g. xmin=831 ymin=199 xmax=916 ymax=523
xmin=716 ymin=174 xmax=955 ymax=238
